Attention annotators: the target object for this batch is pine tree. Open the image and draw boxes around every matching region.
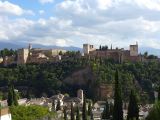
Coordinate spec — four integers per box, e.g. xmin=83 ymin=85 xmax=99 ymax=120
xmin=127 ymin=90 xmax=139 ymax=120
xmin=56 ymin=100 xmax=61 ymax=111
xmin=64 ymin=106 xmax=67 ymax=120
xmin=76 ymin=106 xmax=80 ymax=120
xmin=71 ymin=102 xmax=75 ymax=120
xmin=82 ymin=96 xmax=87 ymax=120
xmin=7 ymin=84 xmax=13 ymax=106
xmin=88 ymin=101 xmax=92 ymax=116
xmin=158 ymin=86 xmax=160 ymax=101
xmin=102 ymin=100 xmax=110 ymax=119
xmin=113 ymin=70 xmax=123 ymax=120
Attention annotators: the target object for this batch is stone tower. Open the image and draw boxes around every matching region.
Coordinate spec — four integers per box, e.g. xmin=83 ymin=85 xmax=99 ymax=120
xmin=17 ymin=48 xmax=29 ymax=64
xmin=83 ymin=44 xmax=95 ymax=55
xmin=130 ymin=42 xmax=138 ymax=56
xmin=28 ymin=43 xmax=32 ymax=50
xmin=77 ymin=89 xmax=84 ymax=103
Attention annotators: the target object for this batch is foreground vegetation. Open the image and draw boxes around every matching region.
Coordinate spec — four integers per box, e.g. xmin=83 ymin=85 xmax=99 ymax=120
xmin=10 ymin=105 xmax=56 ymax=120
xmin=146 ymin=102 xmax=160 ymax=120
xmin=0 ymin=55 xmax=159 ymax=102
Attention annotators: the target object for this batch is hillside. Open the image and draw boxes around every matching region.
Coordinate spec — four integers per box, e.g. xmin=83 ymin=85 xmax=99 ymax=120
xmin=64 ymin=67 xmax=94 ymax=86
xmin=0 ymin=57 xmax=159 ymax=103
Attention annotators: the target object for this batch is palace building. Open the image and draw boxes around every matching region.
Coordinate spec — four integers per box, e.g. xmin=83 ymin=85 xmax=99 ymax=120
xmin=3 ymin=44 xmax=66 ymax=66
xmin=83 ymin=43 xmax=143 ymax=62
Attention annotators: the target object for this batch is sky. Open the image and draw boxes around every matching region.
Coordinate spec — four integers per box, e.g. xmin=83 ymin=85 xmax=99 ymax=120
xmin=1 ymin=0 xmax=160 ymax=49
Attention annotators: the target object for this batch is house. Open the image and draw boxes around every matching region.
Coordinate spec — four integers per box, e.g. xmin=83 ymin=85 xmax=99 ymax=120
xmin=93 ymin=101 xmax=106 ymax=111
xmin=0 ymin=107 xmax=11 ymax=120
xmin=92 ymin=110 xmax=102 ymax=120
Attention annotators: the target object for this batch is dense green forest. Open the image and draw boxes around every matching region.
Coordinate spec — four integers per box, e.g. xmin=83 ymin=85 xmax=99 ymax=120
xmin=0 ymin=56 xmax=159 ymax=103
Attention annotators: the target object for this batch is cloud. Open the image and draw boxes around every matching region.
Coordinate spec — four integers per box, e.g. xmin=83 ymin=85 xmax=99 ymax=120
xmin=0 ymin=1 xmax=34 ymax=16
xmin=1 ymin=0 xmax=160 ymax=50
xmin=39 ymin=10 xmax=45 ymax=15
xmin=39 ymin=0 xmax=54 ymax=4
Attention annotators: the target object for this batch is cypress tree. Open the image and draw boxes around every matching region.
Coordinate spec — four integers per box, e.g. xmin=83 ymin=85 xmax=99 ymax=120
xmin=109 ymin=103 xmax=114 ymax=117
xmin=158 ymin=86 xmax=160 ymax=101
xmin=113 ymin=70 xmax=123 ymax=120
xmin=7 ymin=84 xmax=13 ymax=106
xmin=26 ymin=87 xmax=31 ymax=99
xmin=64 ymin=106 xmax=67 ymax=120
xmin=127 ymin=90 xmax=139 ymax=120
xmin=71 ymin=102 xmax=75 ymax=120
xmin=102 ymin=105 xmax=107 ymax=119
xmin=88 ymin=101 xmax=92 ymax=116
xmin=82 ymin=96 xmax=87 ymax=120
xmin=56 ymin=100 xmax=61 ymax=111
xmin=91 ymin=112 xmax=94 ymax=120
xmin=7 ymin=84 xmax=18 ymax=106
xmin=102 ymin=100 xmax=110 ymax=119
xmin=52 ymin=100 xmax=55 ymax=111
xmin=99 ymin=45 xmax=102 ymax=50
xmin=12 ymin=85 xmax=18 ymax=106
xmin=76 ymin=106 xmax=80 ymax=120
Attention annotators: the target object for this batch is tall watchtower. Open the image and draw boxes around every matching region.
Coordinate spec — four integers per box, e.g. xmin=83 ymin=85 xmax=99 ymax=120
xmin=77 ymin=89 xmax=84 ymax=103
xmin=17 ymin=48 xmax=29 ymax=64
xmin=130 ymin=42 xmax=138 ymax=56
xmin=83 ymin=44 xmax=95 ymax=55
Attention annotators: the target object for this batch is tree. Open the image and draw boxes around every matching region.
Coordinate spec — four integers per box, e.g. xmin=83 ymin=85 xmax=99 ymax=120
xmin=7 ymin=84 xmax=18 ymax=106
xmin=146 ymin=102 xmax=160 ymax=120
xmin=59 ymin=51 xmax=63 ymax=55
xmin=99 ymin=45 xmax=102 ymax=50
xmin=71 ymin=102 xmax=75 ymax=120
xmin=82 ymin=96 xmax=87 ymax=120
xmin=26 ymin=88 xmax=31 ymax=99
xmin=144 ymin=52 xmax=148 ymax=58
xmin=91 ymin=111 xmax=94 ymax=120
xmin=127 ymin=90 xmax=139 ymax=120
xmin=158 ymin=87 xmax=160 ymax=101
xmin=10 ymin=105 xmax=55 ymax=120
xmin=109 ymin=103 xmax=114 ymax=118
xmin=88 ymin=101 xmax=92 ymax=116
xmin=52 ymin=101 xmax=55 ymax=111
xmin=56 ymin=100 xmax=61 ymax=111
xmin=76 ymin=106 xmax=80 ymax=120
xmin=102 ymin=100 xmax=110 ymax=119
xmin=12 ymin=85 xmax=18 ymax=106
xmin=64 ymin=106 xmax=67 ymax=120
xmin=7 ymin=84 xmax=14 ymax=106
xmin=113 ymin=70 xmax=123 ymax=120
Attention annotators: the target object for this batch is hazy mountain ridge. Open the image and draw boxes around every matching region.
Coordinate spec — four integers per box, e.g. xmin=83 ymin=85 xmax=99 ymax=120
xmin=0 ymin=42 xmax=82 ymax=51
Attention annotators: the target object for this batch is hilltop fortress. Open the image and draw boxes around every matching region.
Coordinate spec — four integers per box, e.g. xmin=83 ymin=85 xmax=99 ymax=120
xmin=3 ymin=44 xmax=66 ymax=66
xmin=2 ymin=42 xmax=156 ymax=66
xmin=83 ymin=43 xmax=143 ymax=62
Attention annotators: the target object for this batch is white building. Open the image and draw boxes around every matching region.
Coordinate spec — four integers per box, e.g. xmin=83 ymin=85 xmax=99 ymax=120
xmin=0 ymin=107 xmax=11 ymax=120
